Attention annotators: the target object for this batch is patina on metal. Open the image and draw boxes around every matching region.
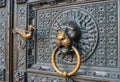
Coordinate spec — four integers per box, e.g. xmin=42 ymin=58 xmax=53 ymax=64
xmin=64 ymin=20 xmax=81 ymax=42
xmin=51 ymin=23 xmax=81 ymax=77
xmin=0 ymin=0 xmax=6 ymax=7
xmin=13 ymin=25 xmax=36 ymax=39
xmin=13 ymin=0 xmax=120 ymax=82
xmin=16 ymin=0 xmax=27 ymax=4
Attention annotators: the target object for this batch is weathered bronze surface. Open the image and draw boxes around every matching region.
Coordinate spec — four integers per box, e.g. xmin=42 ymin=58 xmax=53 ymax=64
xmin=64 ymin=20 xmax=81 ymax=42
xmin=16 ymin=0 xmax=27 ymax=4
xmin=13 ymin=25 xmax=36 ymax=39
xmin=0 ymin=0 xmax=118 ymax=82
xmin=0 ymin=0 xmax=6 ymax=7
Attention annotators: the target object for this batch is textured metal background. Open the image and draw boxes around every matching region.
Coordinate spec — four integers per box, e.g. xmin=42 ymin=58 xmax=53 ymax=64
xmin=13 ymin=0 xmax=120 ymax=82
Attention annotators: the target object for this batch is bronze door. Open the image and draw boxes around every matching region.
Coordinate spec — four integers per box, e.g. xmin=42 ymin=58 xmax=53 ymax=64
xmin=0 ymin=0 xmax=14 ymax=82
xmin=13 ymin=0 xmax=120 ymax=82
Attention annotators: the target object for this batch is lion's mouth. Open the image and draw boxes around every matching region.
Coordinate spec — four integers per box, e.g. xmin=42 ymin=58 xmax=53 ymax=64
xmin=55 ymin=40 xmax=65 ymax=48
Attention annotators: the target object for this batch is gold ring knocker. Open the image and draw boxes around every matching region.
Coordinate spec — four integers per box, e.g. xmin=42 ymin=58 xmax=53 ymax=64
xmin=51 ymin=46 xmax=81 ymax=77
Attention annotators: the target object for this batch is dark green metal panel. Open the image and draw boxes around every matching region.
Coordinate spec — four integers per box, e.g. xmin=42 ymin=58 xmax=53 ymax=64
xmin=14 ymin=0 xmax=120 ymax=82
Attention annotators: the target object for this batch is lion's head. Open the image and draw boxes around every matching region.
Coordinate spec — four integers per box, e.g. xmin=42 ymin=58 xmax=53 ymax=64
xmin=56 ymin=30 xmax=71 ymax=48
xmin=55 ymin=21 xmax=80 ymax=48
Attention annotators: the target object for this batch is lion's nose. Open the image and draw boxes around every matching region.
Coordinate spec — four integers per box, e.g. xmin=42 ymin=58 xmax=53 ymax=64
xmin=56 ymin=39 xmax=61 ymax=46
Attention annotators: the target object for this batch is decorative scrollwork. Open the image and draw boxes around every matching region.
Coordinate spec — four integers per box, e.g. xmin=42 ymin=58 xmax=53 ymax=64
xmin=0 ymin=0 xmax=6 ymax=7
xmin=36 ymin=1 xmax=118 ymax=68
xmin=17 ymin=0 xmax=27 ymax=4
xmin=28 ymin=74 xmax=63 ymax=82
xmin=15 ymin=70 xmax=25 ymax=82
xmin=0 ymin=69 xmax=5 ymax=81
xmin=17 ymin=4 xmax=27 ymax=70
xmin=50 ymin=8 xmax=98 ymax=63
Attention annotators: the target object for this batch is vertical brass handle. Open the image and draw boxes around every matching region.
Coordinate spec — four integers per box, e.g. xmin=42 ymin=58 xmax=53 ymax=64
xmin=13 ymin=25 xmax=36 ymax=39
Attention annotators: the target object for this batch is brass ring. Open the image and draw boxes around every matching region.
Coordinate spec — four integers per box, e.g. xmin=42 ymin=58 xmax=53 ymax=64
xmin=51 ymin=46 xmax=81 ymax=77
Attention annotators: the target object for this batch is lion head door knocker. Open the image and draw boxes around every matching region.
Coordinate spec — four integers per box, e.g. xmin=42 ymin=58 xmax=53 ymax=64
xmin=51 ymin=20 xmax=81 ymax=78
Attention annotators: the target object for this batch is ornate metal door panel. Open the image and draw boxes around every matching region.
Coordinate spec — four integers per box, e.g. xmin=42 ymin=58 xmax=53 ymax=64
xmin=13 ymin=0 xmax=120 ymax=82
xmin=0 ymin=1 xmax=6 ymax=81
xmin=0 ymin=0 xmax=12 ymax=82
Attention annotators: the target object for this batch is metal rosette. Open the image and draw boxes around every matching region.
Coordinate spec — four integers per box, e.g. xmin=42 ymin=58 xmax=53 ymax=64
xmin=50 ymin=8 xmax=98 ymax=64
